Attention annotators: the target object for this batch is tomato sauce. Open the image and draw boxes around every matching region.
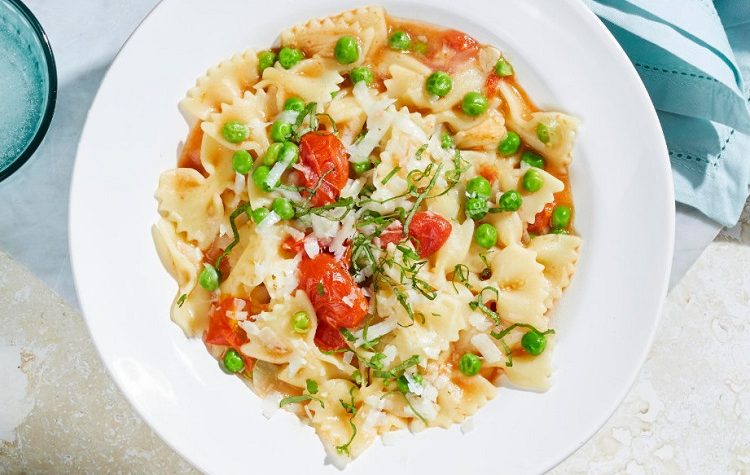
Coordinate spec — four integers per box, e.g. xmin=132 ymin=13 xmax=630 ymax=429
xmin=382 ymin=18 xmax=480 ymax=73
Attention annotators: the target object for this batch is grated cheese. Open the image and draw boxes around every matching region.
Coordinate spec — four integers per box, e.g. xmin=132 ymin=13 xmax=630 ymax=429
xmin=353 ymin=318 xmax=397 ymax=347
xmin=310 ymin=214 xmax=339 ymax=239
xmin=471 ymin=333 xmax=502 ymax=364
xmin=276 ymin=109 xmax=299 ymax=124
xmin=303 ymin=235 xmax=320 ymax=258
xmin=257 ymin=210 xmax=281 ymax=231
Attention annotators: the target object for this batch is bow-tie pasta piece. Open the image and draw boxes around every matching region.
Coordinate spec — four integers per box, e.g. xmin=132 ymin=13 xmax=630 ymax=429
xmin=180 ymin=49 xmax=260 ymax=125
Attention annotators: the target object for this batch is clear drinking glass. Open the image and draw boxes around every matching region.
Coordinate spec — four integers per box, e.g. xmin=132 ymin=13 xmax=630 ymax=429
xmin=0 ymin=0 xmax=56 ymax=182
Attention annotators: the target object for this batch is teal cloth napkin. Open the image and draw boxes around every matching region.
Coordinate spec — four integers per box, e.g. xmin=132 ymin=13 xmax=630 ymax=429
xmin=584 ymin=0 xmax=750 ymax=226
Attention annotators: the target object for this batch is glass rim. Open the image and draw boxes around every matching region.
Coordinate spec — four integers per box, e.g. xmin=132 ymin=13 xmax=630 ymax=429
xmin=0 ymin=0 xmax=58 ymax=183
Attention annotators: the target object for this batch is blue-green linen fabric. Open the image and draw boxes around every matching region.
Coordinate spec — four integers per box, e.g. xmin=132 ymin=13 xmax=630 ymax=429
xmin=584 ymin=0 xmax=750 ymax=226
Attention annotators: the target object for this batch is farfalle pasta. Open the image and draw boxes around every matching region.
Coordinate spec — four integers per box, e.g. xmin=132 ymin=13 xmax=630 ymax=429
xmin=154 ymin=6 xmax=582 ymax=465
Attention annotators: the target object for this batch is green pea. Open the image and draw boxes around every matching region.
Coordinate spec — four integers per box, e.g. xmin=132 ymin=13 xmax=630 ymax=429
xmin=278 ymin=47 xmax=303 ymax=69
xmin=466 ymin=176 xmax=492 ymax=199
xmin=396 ymin=375 xmax=410 ymax=393
xmin=222 ymin=349 xmax=245 ymax=373
xmin=440 ymin=133 xmax=454 ymax=150
xmin=388 ymin=31 xmax=411 ymax=51
xmin=231 ymin=150 xmax=253 ymax=175
xmin=521 ymin=330 xmax=547 ymax=356
xmin=283 ymin=97 xmax=305 ymax=112
xmin=251 ymin=207 xmax=269 ymax=224
xmin=497 ymin=190 xmax=523 ymax=212
xmin=252 ymin=165 xmax=274 ymax=192
xmin=262 ymin=142 xmax=283 ymax=166
xmin=306 ymin=378 xmax=318 ymax=394
xmin=521 ymin=151 xmax=545 ymax=168
xmin=426 ymin=71 xmax=452 ymax=97
xmin=551 ymin=205 xmax=571 ymax=229
xmin=465 ymin=197 xmax=488 ymax=221
xmin=536 ymin=122 xmax=551 ymax=144
xmin=494 ymin=57 xmax=514 ymax=77
xmin=270 ymin=120 xmax=292 ymax=142
xmin=334 ymin=35 xmax=359 ymax=64
xmin=522 ymin=169 xmax=544 ymax=192
xmin=474 ymin=223 xmax=498 ymax=249
xmin=222 ymin=120 xmax=249 ymax=143
xmin=291 ymin=310 xmax=310 ymax=333
xmin=278 ymin=141 xmax=299 ymax=165
xmin=498 ymin=131 xmax=521 ymax=156
xmin=257 ymin=50 xmax=277 ymax=73
xmin=272 ymin=197 xmax=295 ymax=220
xmin=458 ymin=353 xmax=482 ymax=376
xmin=198 ymin=264 xmax=219 ymax=292
xmin=352 ymin=160 xmax=372 ymax=175
xmin=350 ymin=66 xmax=374 ymax=86
xmin=461 ymin=92 xmax=488 ymax=116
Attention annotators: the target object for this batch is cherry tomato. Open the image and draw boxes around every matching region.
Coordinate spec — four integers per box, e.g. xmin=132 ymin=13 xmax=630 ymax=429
xmin=299 ymin=132 xmax=349 ymax=206
xmin=204 ymin=297 xmax=250 ymax=349
xmin=314 ymin=320 xmax=349 ymax=351
xmin=408 ymin=211 xmax=452 ymax=257
xmin=442 ymin=30 xmax=479 ymax=52
xmin=485 ymin=73 xmax=501 ymax=98
xmin=298 ymin=253 xmax=368 ymax=329
xmin=528 ymin=202 xmax=554 ymax=235
xmin=378 ymin=221 xmax=404 ymax=248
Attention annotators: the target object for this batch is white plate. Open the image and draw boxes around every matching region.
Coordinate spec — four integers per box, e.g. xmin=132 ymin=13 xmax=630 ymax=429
xmin=69 ymin=0 xmax=674 ymax=473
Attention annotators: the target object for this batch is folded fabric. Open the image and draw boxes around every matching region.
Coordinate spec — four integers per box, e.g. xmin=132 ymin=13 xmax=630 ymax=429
xmin=584 ymin=0 xmax=750 ymax=226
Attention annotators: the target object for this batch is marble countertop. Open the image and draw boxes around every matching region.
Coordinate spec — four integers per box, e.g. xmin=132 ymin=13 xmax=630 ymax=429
xmin=0 ymin=0 xmax=748 ymax=472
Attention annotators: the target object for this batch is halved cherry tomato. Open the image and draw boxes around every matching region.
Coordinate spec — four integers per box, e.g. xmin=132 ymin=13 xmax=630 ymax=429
xmin=204 ymin=297 xmax=250 ymax=349
xmin=442 ymin=29 xmax=479 ymax=52
xmin=299 ymin=132 xmax=349 ymax=206
xmin=528 ymin=202 xmax=554 ymax=235
xmin=298 ymin=253 xmax=368 ymax=329
xmin=408 ymin=211 xmax=452 ymax=257
xmin=378 ymin=221 xmax=404 ymax=248
xmin=314 ymin=320 xmax=349 ymax=351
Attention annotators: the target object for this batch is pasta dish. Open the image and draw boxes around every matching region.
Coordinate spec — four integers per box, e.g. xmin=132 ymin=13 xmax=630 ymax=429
xmin=153 ymin=6 xmax=581 ymax=463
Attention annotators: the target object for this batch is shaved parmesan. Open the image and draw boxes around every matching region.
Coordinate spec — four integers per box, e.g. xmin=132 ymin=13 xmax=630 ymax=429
xmin=261 ymin=391 xmax=284 ymax=419
xmin=349 ymin=82 xmax=397 ymax=163
xmin=353 ymin=318 xmax=397 ymax=346
xmin=329 ymin=211 xmax=356 ymax=259
xmin=303 ymin=236 xmax=320 ymax=258
xmin=265 ymin=160 xmax=287 ymax=189
xmin=381 ymin=344 xmax=398 ymax=366
xmin=340 ymin=178 xmax=365 ymax=199
xmin=276 ymin=109 xmax=299 ymax=124
xmin=471 ymin=333 xmax=502 ymax=364
xmin=311 ymin=214 xmax=339 ymax=239
xmin=257 ymin=210 xmax=280 ymax=231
